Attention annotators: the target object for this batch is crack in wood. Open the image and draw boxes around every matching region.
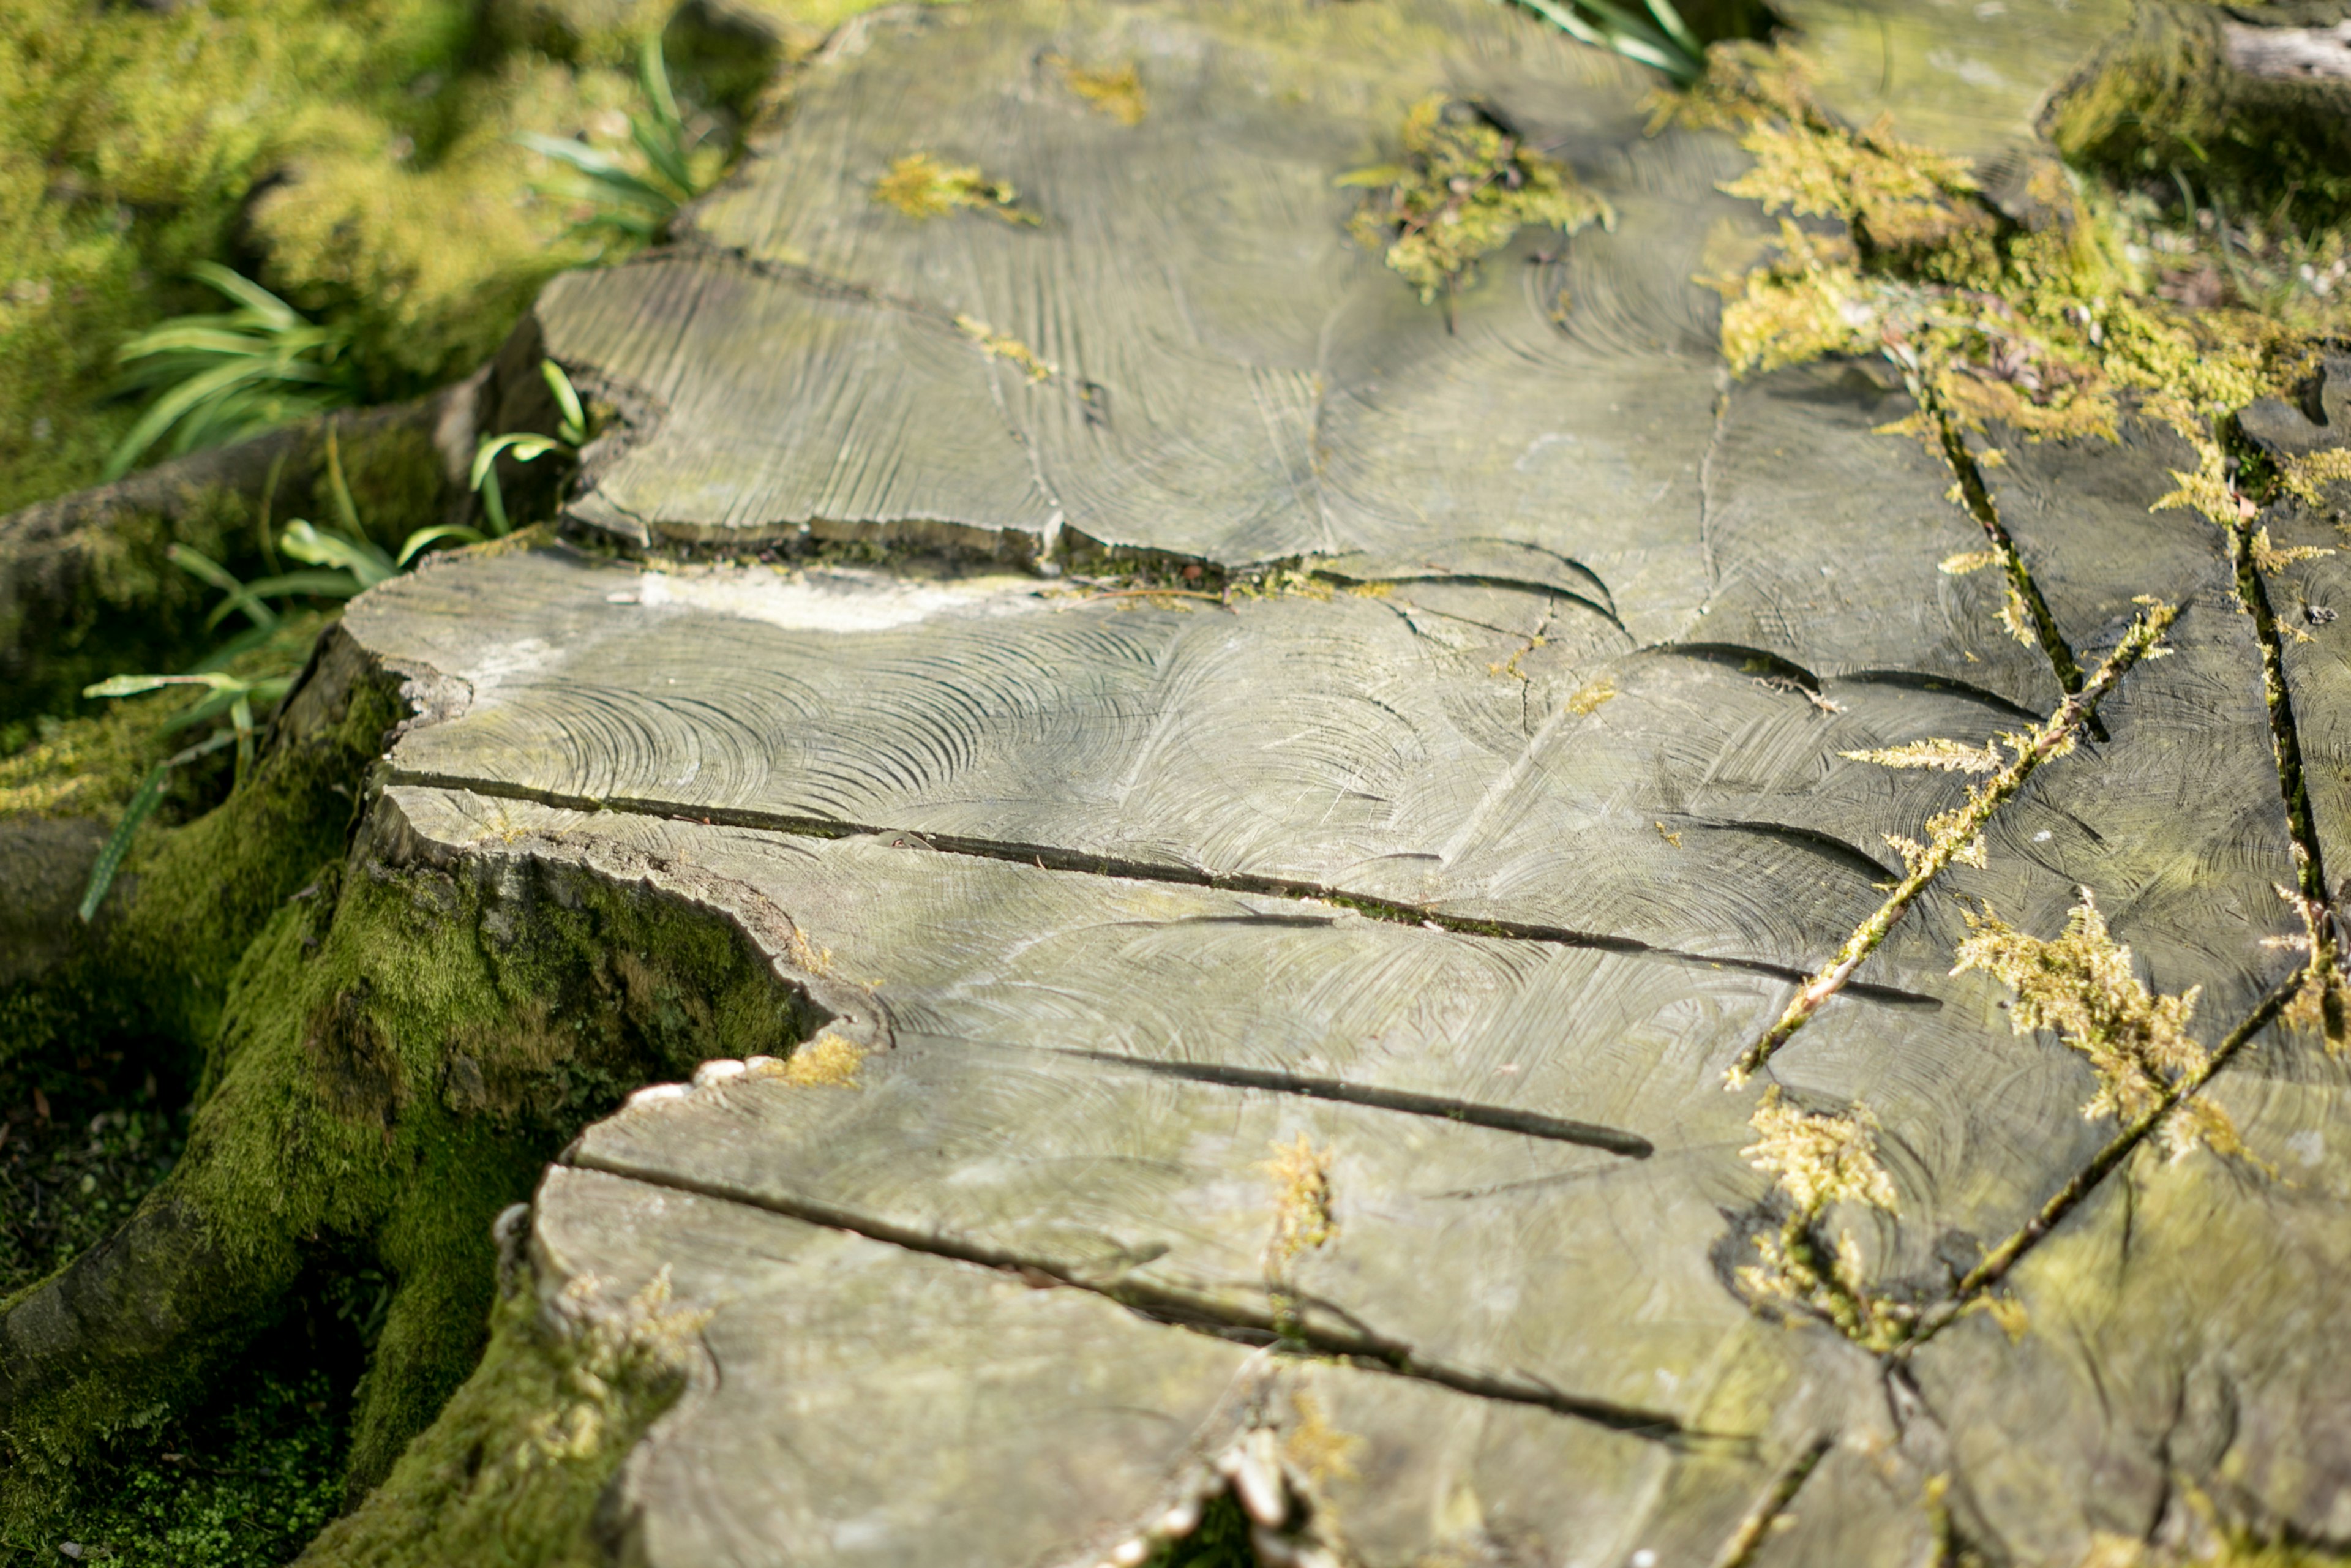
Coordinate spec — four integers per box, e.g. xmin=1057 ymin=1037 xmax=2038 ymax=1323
xmin=1902 ymin=970 xmax=2296 ymax=1348
xmin=560 ymin=1152 xmax=1722 ymax=1447
xmin=2228 ymin=509 xmax=2347 ymax=1037
xmin=380 ymin=768 xmax=1945 ymax=1010
xmin=1727 ymin=599 xmax=2179 ymax=1085
xmin=1933 ymin=409 xmax=2105 ymax=740
xmin=1041 ymin=1049 xmax=1655 ymax=1157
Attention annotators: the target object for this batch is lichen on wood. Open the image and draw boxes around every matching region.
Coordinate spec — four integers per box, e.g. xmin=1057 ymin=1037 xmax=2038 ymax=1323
xmin=871 ymin=152 xmax=1038 ymax=223
xmin=1341 ymin=94 xmax=1611 ymax=308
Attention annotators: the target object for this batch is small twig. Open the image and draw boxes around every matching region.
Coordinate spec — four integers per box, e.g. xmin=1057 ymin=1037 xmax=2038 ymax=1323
xmin=1727 ymin=601 xmax=2180 ymax=1086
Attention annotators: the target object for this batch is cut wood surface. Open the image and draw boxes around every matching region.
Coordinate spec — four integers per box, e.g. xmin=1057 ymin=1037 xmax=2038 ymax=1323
xmin=301 ymin=0 xmax=2351 ymax=1562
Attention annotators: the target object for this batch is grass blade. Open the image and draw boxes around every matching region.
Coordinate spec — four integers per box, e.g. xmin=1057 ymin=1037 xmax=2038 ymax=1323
xmin=168 ymin=544 xmax=280 ymax=631
xmin=235 ymin=569 xmax=366 ymax=602
xmin=79 ymin=762 xmax=169 ymax=923
xmin=394 ymin=523 xmax=489 ymax=567
xmin=258 ymin=451 xmax=286 ymax=575
xmin=187 ymin=261 xmax=301 ymax=332
xmin=631 ymin=116 xmax=695 ymax=200
xmin=105 ymin=356 xmax=278 ymax=479
xmin=323 ymin=422 xmax=364 ymax=539
xmin=1510 ymin=0 xmax=1698 ymax=80
xmin=478 ymin=467 xmax=510 ymax=535
xmin=77 ymin=728 xmax=238 ymax=923
xmin=281 ymin=520 xmax=395 ymax=587
xmin=541 ymin=359 xmax=587 ymax=445
xmin=640 ymin=33 xmax=683 ymax=132
xmin=1643 ymin=0 xmax=1702 ymax=56
xmin=231 ymin=694 xmax=255 ymax=786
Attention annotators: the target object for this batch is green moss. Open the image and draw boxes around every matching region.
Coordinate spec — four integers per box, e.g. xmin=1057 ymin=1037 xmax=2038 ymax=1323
xmin=298 ymin=1264 xmax=700 ymax=1567
xmin=1143 ymin=1493 xmax=1256 ymax=1568
xmin=0 ymin=610 xmax=345 ymax=1079
xmin=0 ymin=702 xmax=168 ymax=823
xmin=170 ymin=827 xmax=802 ymax=1494
xmin=2041 ymin=0 xmax=2351 ymax=229
xmin=0 ymin=1078 xmax=186 ymax=1305
xmin=1683 ymin=42 xmax=2330 ymax=445
xmin=0 ymin=0 xmax=852 ymax=519
xmin=0 ymin=486 xmax=257 ymax=733
xmin=1 ymin=653 xmax=824 ymax=1524
xmin=3 ymin=1360 xmax=353 ymax=1567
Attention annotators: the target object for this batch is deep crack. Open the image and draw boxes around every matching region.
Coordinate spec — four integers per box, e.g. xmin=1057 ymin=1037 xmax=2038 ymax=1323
xmin=2228 ymin=509 xmax=2346 ymax=1038
xmin=1710 ymin=1433 xmax=1832 ymax=1568
xmin=1902 ymin=971 xmax=2296 ymax=1348
xmin=1727 ymin=600 xmax=2178 ymax=1084
xmin=383 ymin=769 xmax=1944 ymax=1010
xmin=1933 ymin=411 xmax=2105 ymax=740
xmin=562 ymin=1153 xmax=1720 ymax=1446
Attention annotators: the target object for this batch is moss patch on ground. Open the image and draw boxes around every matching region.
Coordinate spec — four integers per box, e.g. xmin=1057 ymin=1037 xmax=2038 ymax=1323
xmin=0 ymin=0 xmax=798 ymax=520
xmin=0 ymin=898 xmax=360 ymax=1568
xmin=0 ymin=1338 xmax=357 ymax=1568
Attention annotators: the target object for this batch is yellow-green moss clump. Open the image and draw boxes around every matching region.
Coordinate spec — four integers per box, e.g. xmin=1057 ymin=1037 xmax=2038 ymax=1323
xmin=1953 ymin=891 xmax=2254 ymax=1164
xmin=1343 ymin=95 xmax=1611 ymax=309
xmin=872 ymin=152 xmax=1038 ymax=223
xmin=1671 ymin=43 xmax=2334 ymax=446
xmin=1737 ymin=1086 xmax=1916 ymax=1351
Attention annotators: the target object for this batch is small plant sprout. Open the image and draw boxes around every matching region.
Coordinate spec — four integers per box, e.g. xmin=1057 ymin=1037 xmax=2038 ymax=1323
xmin=74 ymin=669 xmax=284 ymax=923
xmin=103 ymin=263 xmax=361 ymax=480
xmin=519 ymin=36 xmax=715 ymax=241
xmin=471 ymin=360 xmax=590 ymax=533
xmin=1510 ymin=0 xmax=1705 ymax=84
xmin=77 ymin=415 xmax=530 ymax=921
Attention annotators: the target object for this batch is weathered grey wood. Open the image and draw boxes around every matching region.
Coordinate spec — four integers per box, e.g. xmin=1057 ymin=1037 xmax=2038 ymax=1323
xmin=1764 ymin=0 xmax=2135 ymax=164
xmin=250 ymin=0 xmax=2351 ymax=1560
xmin=541 ymin=0 xmax=1753 ymax=601
xmin=381 ymin=788 xmax=1927 ymax=1564
xmin=527 ymin=1163 xmax=1853 ymax=1568
xmin=354 ymin=516 xmax=2294 ymax=1030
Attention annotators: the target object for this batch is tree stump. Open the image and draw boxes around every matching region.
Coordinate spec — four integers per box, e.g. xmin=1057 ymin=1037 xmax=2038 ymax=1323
xmin=10 ymin=0 xmax=2351 ymax=1563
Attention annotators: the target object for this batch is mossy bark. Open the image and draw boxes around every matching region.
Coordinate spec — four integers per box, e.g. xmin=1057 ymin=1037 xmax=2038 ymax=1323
xmin=0 ymin=616 xmax=826 ymax=1521
xmin=292 ymin=1237 xmax=702 ymax=1568
xmin=2041 ymin=0 xmax=2351 ymax=220
xmin=0 ymin=388 xmax=478 ymax=737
